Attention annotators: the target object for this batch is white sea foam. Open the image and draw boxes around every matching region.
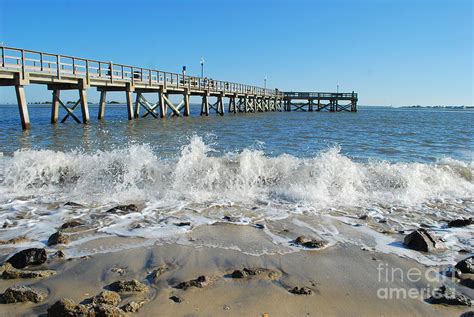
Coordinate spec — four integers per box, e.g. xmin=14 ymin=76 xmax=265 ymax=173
xmin=0 ymin=136 xmax=472 ymax=261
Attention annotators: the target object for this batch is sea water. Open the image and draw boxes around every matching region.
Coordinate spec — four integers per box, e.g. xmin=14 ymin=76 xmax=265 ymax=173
xmin=0 ymin=105 xmax=472 ymax=264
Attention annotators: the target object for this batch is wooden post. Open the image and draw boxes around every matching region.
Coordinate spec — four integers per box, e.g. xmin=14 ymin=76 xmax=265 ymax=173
xmin=15 ymin=85 xmax=30 ymax=130
xmin=159 ymin=91 xmax=166 ymax=118
xmin=134 ymin=92 xmax=142 ymax=118
xmin=308 ymin=99 xmax=313 ymax=112
xmin=79 ymin=88 xmax=90 ymax=123
xmin=98 ymin=90 xmax=106 ymax=120
xmin=51 ymin=89 xmax=60 ymax=123
xmin=201 ymin=93 xmax=209 ymax=116
xmin=183 ymin=89 xmax=190 ymax=116
xmin=217 ymin=94 xmax=224 ymax=115
xmin=126 ymin=89 xmax=134 ymax=120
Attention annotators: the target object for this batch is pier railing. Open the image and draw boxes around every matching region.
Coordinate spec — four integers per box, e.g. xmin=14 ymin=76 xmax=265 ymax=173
xmin=0 ymin=46 xmax=283 ymax=97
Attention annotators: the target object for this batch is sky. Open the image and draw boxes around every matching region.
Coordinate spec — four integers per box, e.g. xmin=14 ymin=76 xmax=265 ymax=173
xmin=0 ymin=0 xmax=472 ymax=106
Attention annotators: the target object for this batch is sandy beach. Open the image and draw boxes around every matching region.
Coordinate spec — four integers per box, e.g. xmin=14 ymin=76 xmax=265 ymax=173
xmin=0 ymin=221 xmax=472 ymax=317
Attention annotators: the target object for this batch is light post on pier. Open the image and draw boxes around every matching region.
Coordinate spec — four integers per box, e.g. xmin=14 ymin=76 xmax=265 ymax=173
xmin=200 ymin=57 xmax=204 ymax=78
xmin=264 ymin=76 xmax=267 ymax=90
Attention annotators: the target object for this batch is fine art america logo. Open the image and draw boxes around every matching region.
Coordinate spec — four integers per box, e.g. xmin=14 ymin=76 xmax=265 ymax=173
xmin=376 ymin=262 xmax=455 ymax=300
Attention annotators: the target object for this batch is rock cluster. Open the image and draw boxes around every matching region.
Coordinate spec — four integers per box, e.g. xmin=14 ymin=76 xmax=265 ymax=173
xmin=428 ymin=285 xmax=472 ymax=306
xmin=1 ymin=262 xmax=56 ymax=279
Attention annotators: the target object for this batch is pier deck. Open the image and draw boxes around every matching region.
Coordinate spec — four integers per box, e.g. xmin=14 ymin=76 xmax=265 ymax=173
xmin=0 ymin=46 xmax=357 ymax=129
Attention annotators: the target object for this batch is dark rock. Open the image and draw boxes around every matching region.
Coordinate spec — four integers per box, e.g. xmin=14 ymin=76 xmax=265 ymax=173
xmin=106 ymin=204 xmax=139 ymax=214
xmin=92 ymin=291 xmax=121 ymax=306
xmin=289 ymin=286 xmax=313 ymax=295
xmin=174 ymin=222 xmax=191 ymax=227
xmin=223 ymin=215 xmax=240 ymax=222
xmin=428 ymin=285 xmax=472 ymax=306
xmin=2 ymin=285 xmax=44 ymax=303
xmin=231 ymin=270 xmax=248 ymax=278
xmin=461 ymin=312 xmax=474 ymax=317
xmin=448 ymin=218 xmax=473 ymax=228
xmin=92 ymin=304 xmax=124 ymax=317
xmin=358 ymin=215 xmax=369 ymax=220
xmin=460 ymin=276 xmax=474 ymax=289
xmin=47 ymin=298 xmax=93 ymax=317
xmin=456 ymin=257 xmax=474 ymax=274
xmin=403 ymin=229 xmax=445 ymax=252
xmin=175 ymin=275 xmax=209 ymax=290
xmin=6 ymin=248 xmax=47 ymax=269
xmin=55 ymin=250 xmax=66 ymax=258
xmin=169 ymin=295 xmax=183 ymax=303
xmin=48 ymin=231 xmax=70 ymax=246
xmin=108 ymin=279 xmax=148 ymax=293
xmin=121 ymin=301 xmax=142 ymax=312
xmin=150 ymin=265 xmax=167 ymax=282
xmin=254 ymin=223 xmax=265 ymax=229
xmin=1 ymin=262 xmax=56 ymax=279
xmin=295 ymin=236 xmax=327 ymax=249
xmin=61 ymin=220 xmax=85 ymax=229
xmin=64 ymin=202 xmax=83 ymax=207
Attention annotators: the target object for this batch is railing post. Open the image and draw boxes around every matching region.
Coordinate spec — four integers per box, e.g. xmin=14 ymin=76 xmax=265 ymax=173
xmin=86 ymin=60 xmax=89 ymax=81
xmin=56 ymin=54 xmax=61 ymax=79
xmin=1 ymin=46 xmax=4 ymax=67
xmin=21 ymin=49 xmax=25 ymax=79
xmin=72 ymin=58 xmax=76 ymax=75
xmin=121 ymin=65 xmax=124 ymax=79
xmin=149 ymin=69 xmax=152 ymax=85
xmin=110 ymin=61 xmax=113 ymax=83
xmin=40 ymin=52 xmax=43 ymax=71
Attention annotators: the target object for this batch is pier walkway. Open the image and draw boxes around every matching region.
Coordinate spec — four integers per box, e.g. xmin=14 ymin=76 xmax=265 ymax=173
xmin=0 ymin=46 xmax=357 ymax=129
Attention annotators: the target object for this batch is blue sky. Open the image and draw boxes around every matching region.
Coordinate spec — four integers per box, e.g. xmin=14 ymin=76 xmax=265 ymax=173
xmin=0 ymin=0 xmax=472 ymax=105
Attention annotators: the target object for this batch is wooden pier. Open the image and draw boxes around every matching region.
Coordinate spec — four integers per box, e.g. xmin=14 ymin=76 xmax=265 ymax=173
xmin=284 ymin=92 xmax=358 ymax=112
xmin=0 ymin=46 xmax=357 ymax=129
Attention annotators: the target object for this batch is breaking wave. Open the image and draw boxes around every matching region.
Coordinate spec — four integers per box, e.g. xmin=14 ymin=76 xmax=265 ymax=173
xmin=0 ymin=136 xmax=472 ymax=210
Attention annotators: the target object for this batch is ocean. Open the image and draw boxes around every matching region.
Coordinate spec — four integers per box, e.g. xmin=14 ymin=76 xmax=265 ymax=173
xmin=0 ymin=105 xmax=472 ymax=264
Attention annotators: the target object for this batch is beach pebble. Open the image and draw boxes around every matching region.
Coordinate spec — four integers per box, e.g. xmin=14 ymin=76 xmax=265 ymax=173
xmin=289 ymin=286 xmax=313 ymax=295
xmin=2 ymin=285 xmax=44 ymax=303
xmin=121 ymin=301 xmax=143 ymax=312
xmin=6 ymin=248 xmax=47 ymax=269
xmin=456 ymin=256 xmax=474 ymax=274
xmin=175 ymin=275 xmax=209 ymax=290
xmin=109 ymin=279 xmax=148 ymax=293
xmin=403 ymin=229 xmax=445 ymax=252
xmin=47 ymin=298 xmax=93 ymax=317
xmin=64 ymin=202 xmax=83 ymax=207
xmin=295 ymin=236 xmax=327 ymax=249
xmin=92 ymin=290 xmax=121 ymax=306
xmin=460 ymin=275 xmax=474 ymax=289
xmin=106 ymin=204 xmax=139 ymax=214
xmin=169 ymin=295 xmax=183 ymax=303
xmin=47 ymin=231 xmax=70 ymax=246
xmin=60 ymin=220 xmax=85 ymax=229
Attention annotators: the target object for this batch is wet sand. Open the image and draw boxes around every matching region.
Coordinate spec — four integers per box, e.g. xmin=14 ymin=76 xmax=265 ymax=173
xmin=0 ymin=223 xmax=472 ymax=316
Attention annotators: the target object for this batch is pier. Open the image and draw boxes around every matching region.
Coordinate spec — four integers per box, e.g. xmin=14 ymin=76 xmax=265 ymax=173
xmin=0 ymin=46 xmax=358 ymax=129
